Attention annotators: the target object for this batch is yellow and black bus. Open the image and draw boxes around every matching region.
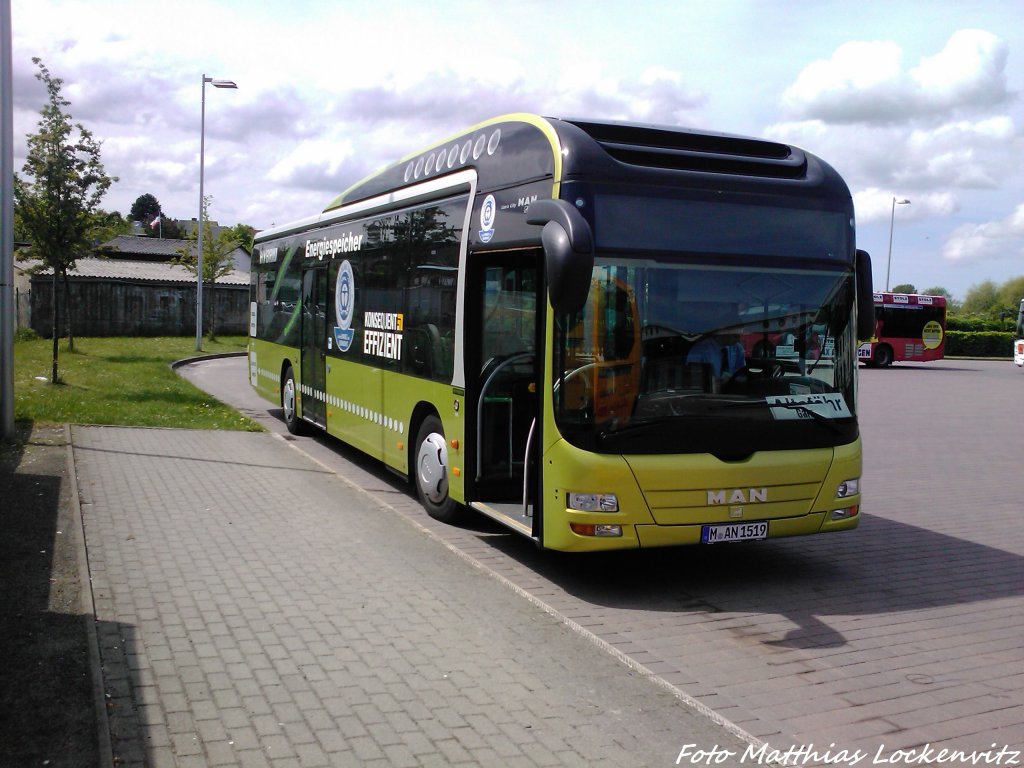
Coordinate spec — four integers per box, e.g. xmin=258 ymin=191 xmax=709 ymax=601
xmin=249 ymin=113 xmax=873 ymax=551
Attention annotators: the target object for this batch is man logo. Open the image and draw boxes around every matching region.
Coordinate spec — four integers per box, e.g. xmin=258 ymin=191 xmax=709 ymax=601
xmin=707 ymin=488 xmax=767 ymax=505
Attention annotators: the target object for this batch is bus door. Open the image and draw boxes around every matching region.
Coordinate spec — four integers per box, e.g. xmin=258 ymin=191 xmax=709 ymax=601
xmin=470 ymin=251 xmax=542 ymax=516
xmin=300 ymin=266 xmax=328 ymax=428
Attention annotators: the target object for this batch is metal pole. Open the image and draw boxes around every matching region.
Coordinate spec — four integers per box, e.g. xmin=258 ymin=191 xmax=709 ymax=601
xmin=195 ymin=74 xmax=207 ymax=351
xmin=885 ymin=197 xmax=910 ymax=292
xmin=194 ymin=76 xmax=235 ymax=351
xmin=885 ymin=197 xmax=895 ymax=292
xmin=1 ymin=0 xmax=16 ymax=441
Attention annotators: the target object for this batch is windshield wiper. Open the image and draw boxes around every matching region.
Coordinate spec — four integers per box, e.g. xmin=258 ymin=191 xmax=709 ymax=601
xmin=595 ymin=406 xmax=713 ymax=442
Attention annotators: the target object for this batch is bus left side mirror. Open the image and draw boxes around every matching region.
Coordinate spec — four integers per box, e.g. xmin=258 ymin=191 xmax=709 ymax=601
xmin=526 ymin=199 xmax=594 ymax=315
xmin=856 ymin=249 xmax=874 ymax=340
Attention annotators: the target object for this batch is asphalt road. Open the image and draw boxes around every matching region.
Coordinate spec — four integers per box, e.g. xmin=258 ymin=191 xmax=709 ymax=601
xmin=180 ymin=355 xmax=1024 ymax=760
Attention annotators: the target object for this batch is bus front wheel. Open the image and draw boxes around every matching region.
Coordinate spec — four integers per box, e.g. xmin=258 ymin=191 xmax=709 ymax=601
xmin=414 ymin=415 xmax=461 ymax=523
xmin=281 ymin=367 xmax=305 ymax=435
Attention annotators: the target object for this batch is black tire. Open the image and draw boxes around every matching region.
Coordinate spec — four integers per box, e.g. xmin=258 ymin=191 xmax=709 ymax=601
xmin=413 ymin=415 xmax=462 ymax=523
xmin=873 ymin=344 xmax=894 ymax=367
xmin=281 ymin=367 xmax=305 ymax=435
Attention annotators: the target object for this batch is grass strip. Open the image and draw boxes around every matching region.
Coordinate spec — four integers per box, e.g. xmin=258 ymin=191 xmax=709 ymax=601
xmin=13 ymin=336 xmax=261 ymax=431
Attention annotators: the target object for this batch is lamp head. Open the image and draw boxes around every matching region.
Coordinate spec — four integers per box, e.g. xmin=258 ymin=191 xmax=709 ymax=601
xmin=204 ymin=76 xmax=238 ymax=89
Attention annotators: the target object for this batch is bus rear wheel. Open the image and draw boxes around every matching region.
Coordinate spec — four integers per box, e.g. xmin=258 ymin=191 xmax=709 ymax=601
xmin=281 ymin=367 xmax=305 ymax=434
xmin=873 ymin=344 xmax=894 ymax=367
xmin=414 ymin=415 xmax=462 ymax=523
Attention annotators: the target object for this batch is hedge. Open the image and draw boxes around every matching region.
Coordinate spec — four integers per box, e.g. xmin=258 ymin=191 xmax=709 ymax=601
xmin=944 ymin=330 xmax=1014 ymax=357
xmin=946 ymin=316 xmax=1015 ymax=332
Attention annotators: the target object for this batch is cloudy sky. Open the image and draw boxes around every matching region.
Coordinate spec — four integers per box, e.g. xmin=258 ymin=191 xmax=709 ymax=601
xmin=10 ymin=0 xmax=1024 ymax=300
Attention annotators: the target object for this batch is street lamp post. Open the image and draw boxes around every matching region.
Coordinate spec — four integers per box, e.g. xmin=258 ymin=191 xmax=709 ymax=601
xmin=196 ymin=74 xmax=237 ymax=351
xmin=1 ymin=0 xmax=15 ymax=441
xmin=885 ymin=197 xmax=910 ymax=292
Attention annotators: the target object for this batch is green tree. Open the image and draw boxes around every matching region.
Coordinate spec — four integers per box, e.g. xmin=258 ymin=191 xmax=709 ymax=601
xmin=997 ymin=276 xmax=1024 ymax=308
xmin=129 ymin=193 xmax=161 ymax=229
xmin=89 ymin=209 xmax=133 ymax=245
xmin=174 ymin=196 xmax=240 ymax=341
xmin=224 ymin=223 xmax=256 ymax=255
xmin=128 ymin=193 xmax=182 ymax=238
xmin=13 ymin=58 xmax=117 ymax=381
xmin=960 ymin=280 xmax=1001 ymax=319
xmin=922 ymin=286 xmax=961 ymax=314
xmin=159 ymin=217 xmax=184 ymax=239
xmin=995 ymin=276 xmax=1024 ymax=328
xmin=890 ymin=283 xmax=917 ymax=294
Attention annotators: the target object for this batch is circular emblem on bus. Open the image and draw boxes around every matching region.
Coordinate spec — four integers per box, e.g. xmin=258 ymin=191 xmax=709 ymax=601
xmin=335 ymin=259 xmax=355 ymax=330
xmin=479 ymin=194 xmax=496 ymax=243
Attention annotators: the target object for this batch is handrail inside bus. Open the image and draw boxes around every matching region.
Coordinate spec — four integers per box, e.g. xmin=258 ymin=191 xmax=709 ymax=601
xmin=522 ymin=417 xmax=538 ymax=520
xmin=476 ymin=352 xmax=535 ymax=481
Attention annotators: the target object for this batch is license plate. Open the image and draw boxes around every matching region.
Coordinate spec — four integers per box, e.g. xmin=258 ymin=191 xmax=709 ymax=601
xmin=701 ymin=521 xmax=768 ymax=544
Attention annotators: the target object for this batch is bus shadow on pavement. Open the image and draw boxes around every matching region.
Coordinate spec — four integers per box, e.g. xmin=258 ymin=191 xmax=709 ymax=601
xmin=476 ymin=512 xmax=1024 ymax=650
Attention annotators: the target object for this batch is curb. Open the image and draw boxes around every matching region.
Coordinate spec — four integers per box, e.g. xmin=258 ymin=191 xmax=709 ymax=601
xmin=169 ymin=350 xmax=247 ymax=370
xmin=66 ymin=423 xmax=114 ymax=768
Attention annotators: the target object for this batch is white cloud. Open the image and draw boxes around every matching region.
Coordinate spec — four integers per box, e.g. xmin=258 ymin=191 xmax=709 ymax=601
xmin=267 ymin=138 xmax=359 ymax=192
xmin=910 ymin=29 xmax=1010 ymax=110
xmin=782 ymin=40 xmax=908 ymax=123
xmin=942 ymin=203 xmax=1024 ymax=262
xmin=853 ymin=188 xmax=958 ymax=225
xmin=767 ymin=110 xmax=1020 ymax=211
xmin=782 ymin=30 xmax=1010 ymax=125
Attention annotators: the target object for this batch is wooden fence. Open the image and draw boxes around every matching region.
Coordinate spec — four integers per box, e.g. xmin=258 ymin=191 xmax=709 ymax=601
xmin=30 ymin=277 xmax=249 ymax=337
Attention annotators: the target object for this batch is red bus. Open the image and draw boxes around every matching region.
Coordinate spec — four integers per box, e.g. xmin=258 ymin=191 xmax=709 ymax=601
xmin=859 ymin=292 xmax=946 ymax=367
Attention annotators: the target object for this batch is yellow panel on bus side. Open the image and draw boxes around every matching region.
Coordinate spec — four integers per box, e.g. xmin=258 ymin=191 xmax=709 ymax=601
xmin=318 ymin=358 xmax=468 ymax=503
xmin=377 ymin=373 xmax=468 ymax=504
xmin=323 ymin=357 xmax=384 ymax=460
xmin=249 ymin=338 xmax=290 ymax=406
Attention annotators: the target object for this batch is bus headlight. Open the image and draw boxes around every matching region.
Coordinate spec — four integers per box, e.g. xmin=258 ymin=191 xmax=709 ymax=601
xmin=836 ymin=478 xmax=859 ymax=498
xmin=568 ymin=492 xmax=619 ymax=512
xmin=570 ymin=523 xmax=623 ymax=537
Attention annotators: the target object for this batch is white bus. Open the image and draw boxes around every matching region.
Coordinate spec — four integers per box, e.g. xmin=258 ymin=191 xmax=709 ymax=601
xmin=1014 ymin=298 xmax=1023 ymax=367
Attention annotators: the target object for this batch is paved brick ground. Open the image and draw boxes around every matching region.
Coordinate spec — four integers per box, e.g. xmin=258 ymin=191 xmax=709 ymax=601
xmin=176 ymin=356 xmax=1024 ymax=763
xmin=73 ymin=425 xmax=753 ymax=767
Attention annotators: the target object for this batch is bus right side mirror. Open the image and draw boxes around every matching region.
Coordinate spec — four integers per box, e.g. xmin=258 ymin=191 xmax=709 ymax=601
xmin=526 ymin=199 xmax=594 ymax=315
xmin=856 ymin=249 xmax=875 ymax=340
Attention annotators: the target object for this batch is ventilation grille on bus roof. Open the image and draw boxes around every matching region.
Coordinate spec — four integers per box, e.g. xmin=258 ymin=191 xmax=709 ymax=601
xmin=564 ymin=119 xmax=808 ymax=180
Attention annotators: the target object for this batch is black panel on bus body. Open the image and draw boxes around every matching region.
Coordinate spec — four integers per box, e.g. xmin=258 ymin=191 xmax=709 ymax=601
xmin=322 ymin=114 xmax=854 ymax=255
xmin=544 ymin=117 xmax=855 ymax=267
xmin=549 ymin=117 xmax=851 ymax=204
xmin=327 ymin=120 xmax=558 ymax=211
xmin=327 ymin=114 xmax=850 ymax=210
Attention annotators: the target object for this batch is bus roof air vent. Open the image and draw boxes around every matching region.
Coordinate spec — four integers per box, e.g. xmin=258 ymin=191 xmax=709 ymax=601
xmin=563 ymin=119 xmax=808 ymax=180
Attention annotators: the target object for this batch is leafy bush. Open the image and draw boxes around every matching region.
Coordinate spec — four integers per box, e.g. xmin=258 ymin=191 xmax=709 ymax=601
xmin=946 ymin=315 xmax=1013 ymax=332
xmin=945 ymin=331 xmax=1014 ymax=357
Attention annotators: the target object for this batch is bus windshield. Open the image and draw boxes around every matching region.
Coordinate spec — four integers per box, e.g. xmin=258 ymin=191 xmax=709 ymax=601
xmin=554 ymin=258 xmax=858 ymax=457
